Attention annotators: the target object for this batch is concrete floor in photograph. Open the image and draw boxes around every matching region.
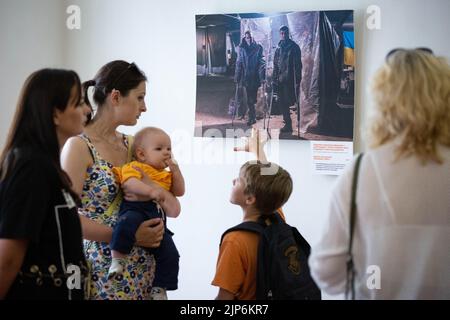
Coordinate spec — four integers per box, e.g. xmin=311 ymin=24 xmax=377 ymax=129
xmin=195 ymin=75 xmax=351 ymax=141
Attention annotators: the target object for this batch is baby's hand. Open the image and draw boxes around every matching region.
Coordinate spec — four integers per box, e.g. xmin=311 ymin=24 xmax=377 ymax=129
xmin=165 ymin=158 xmax=180 ymax=172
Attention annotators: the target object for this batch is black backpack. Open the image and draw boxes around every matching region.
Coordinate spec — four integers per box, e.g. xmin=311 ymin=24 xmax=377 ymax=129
xmin=221 ymin=213 xmax=321 ymax=300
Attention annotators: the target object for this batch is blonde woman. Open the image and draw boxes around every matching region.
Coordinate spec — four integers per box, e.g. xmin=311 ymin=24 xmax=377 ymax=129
xmin=309 ymin=49 xmax=450 ymax=299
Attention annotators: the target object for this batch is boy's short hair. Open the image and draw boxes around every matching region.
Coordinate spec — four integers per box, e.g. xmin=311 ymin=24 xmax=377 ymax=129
xmin=132 ymin=126 xmax=165 ymax=157
xmin=240 ymin=161 xmax=293 ymax=215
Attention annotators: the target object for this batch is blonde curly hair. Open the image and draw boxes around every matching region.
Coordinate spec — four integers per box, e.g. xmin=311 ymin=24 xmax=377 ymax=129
xmin=369 ymin=49 xmax=450 ymax=164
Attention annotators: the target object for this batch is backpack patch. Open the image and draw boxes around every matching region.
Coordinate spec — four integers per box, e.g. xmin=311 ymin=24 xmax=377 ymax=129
xmin=285 ymin=245 xmax=300 ymax=275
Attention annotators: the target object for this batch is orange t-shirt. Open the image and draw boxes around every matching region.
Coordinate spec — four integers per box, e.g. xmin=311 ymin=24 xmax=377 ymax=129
xmin=212 ymin=230 xmax=259 ymax=300
xmin=211 ymin=209 xmax=286 ymax=300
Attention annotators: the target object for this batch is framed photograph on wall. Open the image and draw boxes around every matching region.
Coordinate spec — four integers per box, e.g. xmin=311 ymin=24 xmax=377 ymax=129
xmin=195 ymin=10 xmax=354 ymax=141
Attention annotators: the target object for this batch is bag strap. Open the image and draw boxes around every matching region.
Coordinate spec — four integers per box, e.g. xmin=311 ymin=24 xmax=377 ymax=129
xmin=79 ymin=134 xmax=98 ymax=163
xmin=346 ymin=153 xmax=364 ymax=300
xmin=220 ymin=221 xmax=265 ymax=246
xmin=105 ymin=135 xmax=134 ymax=217
xmin=220 ymin=209 xmax=287 ymax=245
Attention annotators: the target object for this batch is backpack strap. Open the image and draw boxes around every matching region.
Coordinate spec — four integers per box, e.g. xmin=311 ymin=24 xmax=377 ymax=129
xmin=219 ymin=211 xmax=281 ymax=246
xmin=220 ymin=221 xmax=265 ymax=246
xmin=265 ymin=212 xmax=283 ymax=224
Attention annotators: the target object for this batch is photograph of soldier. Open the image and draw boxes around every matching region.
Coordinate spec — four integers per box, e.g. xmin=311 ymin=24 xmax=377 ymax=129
xmin=195 ymin=11 xmax=355 ymax=141
xmin=272 ymin=25 xmax=302 ymax=134
xmin=234 ymin=30 xmax=266 ymax=126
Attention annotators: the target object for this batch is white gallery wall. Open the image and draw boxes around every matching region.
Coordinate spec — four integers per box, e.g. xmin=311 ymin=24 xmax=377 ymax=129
xmin=1 ymin=0 xmax=449 ymax=299
xmin=0 ymin=0 xmax=67 ymax=149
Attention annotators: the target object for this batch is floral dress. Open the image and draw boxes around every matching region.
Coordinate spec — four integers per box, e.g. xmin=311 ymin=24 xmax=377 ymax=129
xmin=78 ymin=134 xmax=155 ymax=300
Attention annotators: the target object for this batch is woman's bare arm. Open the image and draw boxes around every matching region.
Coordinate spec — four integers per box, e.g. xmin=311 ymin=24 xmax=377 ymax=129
xmin=61 ymin=137 xmax=114 ymax=242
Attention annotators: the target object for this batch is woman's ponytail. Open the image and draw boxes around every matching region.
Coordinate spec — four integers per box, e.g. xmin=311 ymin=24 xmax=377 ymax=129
xmin=82 ymin=80 xmax=96 ymax=124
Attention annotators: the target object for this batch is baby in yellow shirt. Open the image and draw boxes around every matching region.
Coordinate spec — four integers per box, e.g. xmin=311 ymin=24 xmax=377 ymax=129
xmin=110 ymin=127 xmax=185 ymax=300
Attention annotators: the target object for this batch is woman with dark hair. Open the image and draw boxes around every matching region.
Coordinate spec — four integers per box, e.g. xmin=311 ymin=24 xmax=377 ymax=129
xmin=62 ymin=60 xmax=180 ymax=300
xmin=0 ymin=68 xmax=91 ymax=299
